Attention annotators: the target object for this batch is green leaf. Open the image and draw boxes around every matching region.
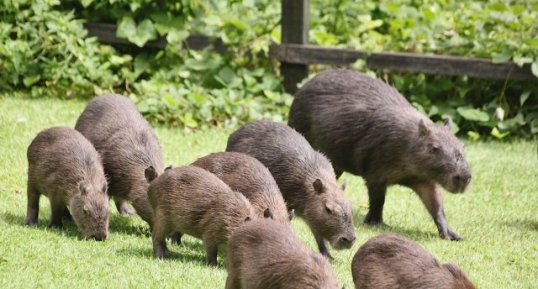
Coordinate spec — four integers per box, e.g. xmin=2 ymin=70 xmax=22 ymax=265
xmin=531 ymin=62 xmax=538 ymax=78
xmin=117 ymin=17 xmax=136 ymax=39
xmin=491 ymin=127 xmax=509 ymax=139
xmin=457 ymin=107 xmax=490 ymax=122
xmin=129 ymin=19 xmax=157 ymax=47
xmin=166 ymin=29 xmax=189 ymax=44
xmin=467 ymin=131 xmax=480 ymax=141
xmin=520 ymin=90 xmax=531 ymax=106
xmin=492 ymin=51 xmax=511 ymax=64
xmin=81 ymin=0 xmax=94 ymax=8
xmin=23 ymin=75 xmax=40 ymax=87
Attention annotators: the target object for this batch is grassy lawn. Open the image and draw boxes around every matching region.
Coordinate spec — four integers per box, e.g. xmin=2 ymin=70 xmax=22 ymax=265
xmin=0 ymin=96 xmax=536 ymax=289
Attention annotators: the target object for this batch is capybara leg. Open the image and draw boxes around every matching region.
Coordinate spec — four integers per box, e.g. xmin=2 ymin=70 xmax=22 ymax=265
xmin=315 ymin=233 xmax=333 ymax=260
xmin=114 ymin=197 xmax=134 ymax=216
xmin=204 ymin=238 xmax=218 ymax=266
xmin=48 ymin=197 xmax=65 ymax=229
xmin=225 ymin=273 xmax=241 ymax=289
xmin=25 ymin=182 xmax=40 ymax=226
xmin=364 ymin=182 xmax=386 ymax=225
xmin=152 ymin=219 xmax=169 ymax=259
xmin=412 ymin=181 xmax=463 ymax=241
xmin=131 ymin=195 xmax=153 ymax=227
xmin=171 ymin=232 xmax=183 ymax=247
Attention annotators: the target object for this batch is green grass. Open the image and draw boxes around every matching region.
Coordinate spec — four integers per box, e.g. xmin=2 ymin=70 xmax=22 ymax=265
xmin=0 ymin=96 xmax=536 ymax=289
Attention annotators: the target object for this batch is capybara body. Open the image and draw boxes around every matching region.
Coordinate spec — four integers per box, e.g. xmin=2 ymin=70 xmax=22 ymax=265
xmin=147 ymin=165 xmax=256 ymax=266
xmin=352 ymin=234 xmax=475 ymax=289
xmin=26 ymin=127 xmax=109 ymax=240
xmin=226 ymin=218 xmax=340 ymax=289
xmin=226 ymin=120 xmax=355 ymax=258
xmin=75 ymin=94 xmax=163 ymax=226
xmin=191 ymin=152 xmax=289 ymax=223
xmin=289 ymin=69 xmax=471 ymax=240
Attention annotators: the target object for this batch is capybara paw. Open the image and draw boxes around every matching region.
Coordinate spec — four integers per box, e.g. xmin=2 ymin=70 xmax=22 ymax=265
xmin=25 ymin=219 xmax=37 ymax=226
xmin=440 ymin=229 xmax=463 ymax=241
xmin=364 ymin=214 xmax=384 ymax=226
xmin=48 ymin=222 xmax=62 ymax=229
xmin=118 ymin=204 xmax=135 ymax=216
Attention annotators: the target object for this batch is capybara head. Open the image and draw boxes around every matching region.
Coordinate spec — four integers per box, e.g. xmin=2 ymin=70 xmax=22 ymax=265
xmin=305 ymin=179 xmax=356 ymax=250
xmin=412 ymin=118 xmax=471 ymax=193
xmin=70 ymin=181 xmax=109 ymax=241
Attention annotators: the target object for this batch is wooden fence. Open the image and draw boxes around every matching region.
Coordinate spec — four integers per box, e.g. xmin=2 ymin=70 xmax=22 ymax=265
xmin=85 ymin=0 xmax=536 ymax=94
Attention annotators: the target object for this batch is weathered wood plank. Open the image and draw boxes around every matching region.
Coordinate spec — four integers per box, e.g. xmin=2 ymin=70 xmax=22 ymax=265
xmin=281 ymin=0 xmax=310 ymax=94
xmin=270 ymin=44 xmax=536 ymax=81
xmin=84 ymin=23 xmax=226 ymax=53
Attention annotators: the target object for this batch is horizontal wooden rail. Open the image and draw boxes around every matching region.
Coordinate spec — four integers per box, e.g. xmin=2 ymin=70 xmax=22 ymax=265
xmin=270 ymin=43 xmax=536 ymax=81
xmin=84 ymin=23 xmax=227 ymax=53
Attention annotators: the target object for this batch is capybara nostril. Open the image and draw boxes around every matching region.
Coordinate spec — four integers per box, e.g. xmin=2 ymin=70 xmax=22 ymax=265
xmin=340 ymin=235 xmax=356 ymax=246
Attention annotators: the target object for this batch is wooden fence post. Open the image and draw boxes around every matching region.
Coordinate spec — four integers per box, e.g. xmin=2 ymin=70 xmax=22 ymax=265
xmin=281 ymin=0 xmax=309 ymax=94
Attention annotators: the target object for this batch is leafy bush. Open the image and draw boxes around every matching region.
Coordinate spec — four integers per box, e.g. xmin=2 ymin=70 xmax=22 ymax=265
xmin=1 ymin=0 xmax=536 ymax=137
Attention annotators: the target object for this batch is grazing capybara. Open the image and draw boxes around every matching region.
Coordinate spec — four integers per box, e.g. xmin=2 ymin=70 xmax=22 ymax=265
xmin=75 ymin=94 xmax=163 ymax=226
xmin=26 ymin=127 xmax=109 ymax=240
xmin=191 ymin=152 xmax=290 ymax=224
xmin=352 ymin=234 xmax=475 ymax=289
xmin=226 ymin=218 xmax=340 ymax=289
xmin=289 ymin=69 xmax=471 ymax=240
xmin=226 ymin=120 xmax=355 ymax=258
xmin=147 ymin=165 xmax=256 ymax=266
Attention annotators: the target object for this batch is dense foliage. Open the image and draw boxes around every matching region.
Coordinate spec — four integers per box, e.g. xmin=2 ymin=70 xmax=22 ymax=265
xmin=1 ymin=0 xmax=537 ymax=137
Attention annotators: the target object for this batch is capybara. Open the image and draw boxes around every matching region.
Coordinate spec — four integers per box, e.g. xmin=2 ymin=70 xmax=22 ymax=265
xmin=191 ymin=152 xmax=290 ymax=223
xmin=352 ymin=234 xmax=475 ymax=289
xmin=226 ymin=218 xmax=340 ymax=289
xmin=147 ymin=165 xmax=256 ymax=266
xmin=26 ymin=127 xmax=109 ymax=240
xmin=75 ymin=94 xmax=163 ymax=226
xmin=289 ymin=69 xmax=471 ymax=240
xmin=226 ymin=120 xmax=355 ymax=258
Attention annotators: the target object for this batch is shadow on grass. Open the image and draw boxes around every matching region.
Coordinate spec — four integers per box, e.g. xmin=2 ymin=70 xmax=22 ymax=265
xmin=108 ymin=214 xmax=151 ymax=238
xmin=503 ymin=219 xmax=538 ymax=231
xmin=1 ymin=211 xmax=83 ymax=239
xmin=116 ymin=238 xmax=226 ymax=268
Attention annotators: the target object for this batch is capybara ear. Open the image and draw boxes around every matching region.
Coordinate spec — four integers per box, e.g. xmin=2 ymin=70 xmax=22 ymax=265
xmin=313 ymin=179 xmax=324 ymax=194
xmin=79 ymin=182 xmax=88 ymax=195
xmin=444 ymin=116 xmax=453 ymax=129
xmin=418 ymin=119 xmax=431 ymax=136
xmin=263 ymin=208 xmax=274 ymax=219
xmin=101 ymin=182 xmax=108 ymax=193
xmin=341 ymin=179 xmax=348 ymax=191
xmin=145 ymin=166 xmax=158 ymax=183
xmin=325 ymin=203 xmax=335 ymax=215
xmin=164 ymin=165 xmax=173 ymax=171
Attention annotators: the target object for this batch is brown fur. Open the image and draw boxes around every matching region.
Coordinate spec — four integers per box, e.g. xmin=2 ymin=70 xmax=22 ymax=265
xmin=148 ymin=165 xmax=256 ymax=266
xmin=226 ymin=119 xmax=355 ymax=258
xmin=289 ymin=69 xmax=472 ymax=240
xmin=191 ymin=152 xmax=289 ymax=224
xmin=75 ymin=94 xmax=163 ymax=226
xmin=352 ymin=234 xmax=475 ymax=289
xmin=226 ymin=218 xmax=340 ymax=289
xmin=26 ymin=127 xmax=109 ymax=240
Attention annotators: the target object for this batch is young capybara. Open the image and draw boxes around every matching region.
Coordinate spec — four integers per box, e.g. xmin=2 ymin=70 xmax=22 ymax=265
xmin=146 ymin=165 xmax=256 ymax=266
xmin=75 ymin=94 xmax=163 ymax=226
xmin=191 ymin=152 xmax=290 ymax=224
xmin=352 ymin=234 xmax=475 ymax=289
xmin=289 ymin=69 xmax=472 ymax=240
xmin=26 ymin=127 xmax=109 ymax=240
xmin=226 ymin=120 xmax=356 ymax=258
xmin=226 ymin=218 xmax=340 ymax=289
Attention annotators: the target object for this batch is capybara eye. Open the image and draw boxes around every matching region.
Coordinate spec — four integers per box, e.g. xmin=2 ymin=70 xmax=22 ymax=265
xmin=244 ymin=216 xmax=251 ymax=222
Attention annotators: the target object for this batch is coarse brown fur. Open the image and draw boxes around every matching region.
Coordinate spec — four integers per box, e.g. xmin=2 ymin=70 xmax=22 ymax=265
xmin=226 ymin=120 xmax=355 ymax=258
xmin=191 ymin=152 xmax=289 ymax=224
xmin=147 ymin=165 xmax=256 ymax=266
xmin=352 ymin=234 xmax=475 ymax=289
xmin=75 ymin=94 xmax=163 ymax=226
xmin=26 ymin=127 xmax=109 ymax=240
xmin=226 ymin=218 xmax=340 ymax=289
xmin=289 ymin=69 xmax=472 ymax=240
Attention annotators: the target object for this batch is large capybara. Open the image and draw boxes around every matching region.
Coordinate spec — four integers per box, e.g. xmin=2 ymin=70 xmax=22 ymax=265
xmin=147 ymin=165 xmax=256 ymax=266
xmin=26 ymin=127 xmax=109 ymax=240
xmin=226 ymin=120 xmax=355 ymax=258
xmin=226 ymin=218 xmax=340 ymax=289
xmin=191 ymin=152 xmax=289 ymax=224
xmin=289 ymin=69 xmax=472 ymax=240
xmin=75 ymin=94 xmax=163 ymax=226
xmin=352 ymin=234 xmax=475 ymax=289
